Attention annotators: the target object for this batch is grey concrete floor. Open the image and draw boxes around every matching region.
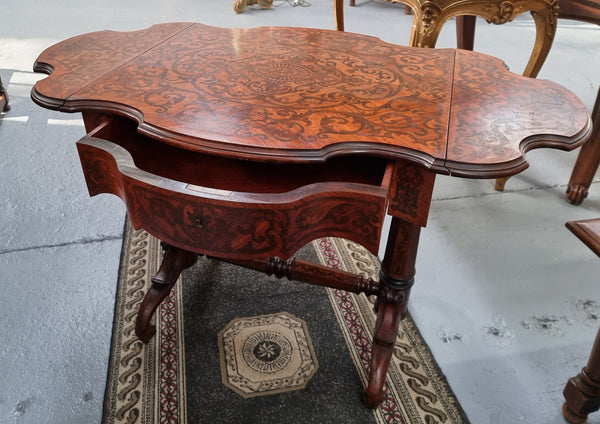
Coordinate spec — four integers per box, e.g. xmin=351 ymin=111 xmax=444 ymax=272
xmin=1 ymin=1 xmax=599 ymax=423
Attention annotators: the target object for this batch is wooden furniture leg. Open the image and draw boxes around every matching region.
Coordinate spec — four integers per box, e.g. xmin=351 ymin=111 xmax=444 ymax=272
xmin=562 ymin=219 xmax=600 ymax=423
xmin=0 ymin=76 xmax=9 ymax=112
xmin=363 ymin=217 xmax=420 ymax=407
xmin=567 ymin=89 xmax=600 ymax=205
xmin=233 ymin=0 xmax=273 ymax=14
xmin=456 ymin=15 xmax=476 ymax=50
xmin=136 ymin=242 xmax=198 ymax=342
xmin=334 ymin=0 xmax=344 ymax=31
xmin=522 ymin=7 xmax=556 ymax=78
xmin=563 ymin=329 xmax=600 ymax=424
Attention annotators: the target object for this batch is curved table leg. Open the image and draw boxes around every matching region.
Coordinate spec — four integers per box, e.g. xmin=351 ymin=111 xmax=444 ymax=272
xmin=363 ymin=217 xmax=420 ymax=408
xmin=563 ymin=327 xmax=600 ymax=423
xmin=567 ymin=89 xmax=600 ymax=205
xmin=363 ymin=270 xmax=412 ymax=407
xmin=136 ymin=242 xmax=198 ymax=343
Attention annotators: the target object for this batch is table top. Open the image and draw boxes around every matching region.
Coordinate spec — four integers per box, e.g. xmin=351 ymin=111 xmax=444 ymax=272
xmin=567 ymin=219 xmax=600 ymax=257
xmin=31 ymin=22 xmax=590 ymax=177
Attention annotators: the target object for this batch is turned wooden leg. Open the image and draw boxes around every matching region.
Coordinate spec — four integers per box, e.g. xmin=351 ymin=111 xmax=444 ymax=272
xmin=567 ymin=89 xmax=600 ymax=205
xmin=334 ymin=0 xmax=344 ymax=31
xmin=0 ymin=76 xmax=9 ymax=112
xmin=363 ymin=217 xmax=420 ymax=408
xmin=563 ymin=328 xmax=600 ymax=423
xmin=136 ymin=242 xmax=198 ymax=343
xmin=363 ymin=270 xmax=412 ymax=407
xmin=456 ymin=15 xmax=476 ymax=51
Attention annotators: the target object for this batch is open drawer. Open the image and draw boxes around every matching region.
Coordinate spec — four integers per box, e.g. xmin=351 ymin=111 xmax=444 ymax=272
xmin=77 ymin=116 xmax=393 ymax=260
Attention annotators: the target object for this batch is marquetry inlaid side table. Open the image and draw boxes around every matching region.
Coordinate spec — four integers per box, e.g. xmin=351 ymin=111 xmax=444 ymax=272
xmin=31 ymin=23 xmax=590 ymax=407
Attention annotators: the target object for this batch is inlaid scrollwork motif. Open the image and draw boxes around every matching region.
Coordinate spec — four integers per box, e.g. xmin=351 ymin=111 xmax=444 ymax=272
xmin=39 ymin=23 xmax=588 ymax=177
xmin=446 ymin=49 xmax=588 ymax=165
xmin=388 ymin=165 xmax=423 ymax=221
xmin=60 ymin=24 xmax=454 ymax=156
xmin=295 ymin=201 xmax=383 ymax=243
xmin=120 ymin=176 xmax=386 ymax=259
xmin=33 ymin=23 xmax=194 ymax=101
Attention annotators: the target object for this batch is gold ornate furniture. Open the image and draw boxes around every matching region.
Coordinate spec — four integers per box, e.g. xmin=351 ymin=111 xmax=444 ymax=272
xmin=334 ymin=0 xmax=558 ymax=80
xmin=563 ymin=218 xmax=600 ymax=423
xmin=31 ymin=23 xmax=590 ymax=408
xmin=234 ymin=0 xmax=273 ymax=13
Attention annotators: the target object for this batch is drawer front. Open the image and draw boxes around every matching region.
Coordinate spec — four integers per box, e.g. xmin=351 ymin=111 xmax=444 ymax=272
xmin=78 ymin=136 xmax=388 ymax=260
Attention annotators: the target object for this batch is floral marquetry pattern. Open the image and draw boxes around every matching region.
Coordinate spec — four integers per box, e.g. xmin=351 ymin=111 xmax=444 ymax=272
xmin=445 ymin=49 xmax=590 ymax=176
xmin=71 ymin=26 xmax=454 ymax=156
xmin=34 ymin=22 xmax=589 ymax=176
xmin=34 ymin=23 xmax=456 ymax=163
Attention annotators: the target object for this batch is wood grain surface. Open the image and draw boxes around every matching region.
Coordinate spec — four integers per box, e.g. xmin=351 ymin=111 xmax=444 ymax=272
xmin=33 ymin=22 xmax=591 ymax=177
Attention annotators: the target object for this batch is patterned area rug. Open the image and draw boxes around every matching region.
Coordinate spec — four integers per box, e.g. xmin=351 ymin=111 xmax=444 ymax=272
xmin=103 ymin=222 xmax=469 ymax=424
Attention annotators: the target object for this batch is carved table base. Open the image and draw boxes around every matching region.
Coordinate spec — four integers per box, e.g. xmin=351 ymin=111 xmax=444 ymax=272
xmin=78 ymin=115 xmax=434 ymax=408
xmin=135 ymin=226 xmax=418 ymax=408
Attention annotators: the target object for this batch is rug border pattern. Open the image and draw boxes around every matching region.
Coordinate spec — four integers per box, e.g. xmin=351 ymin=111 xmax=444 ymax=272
xmin=314 ymin=237 xmax=469 ymax=424
xmin=104 ymin=224 xmax=468 ymax=424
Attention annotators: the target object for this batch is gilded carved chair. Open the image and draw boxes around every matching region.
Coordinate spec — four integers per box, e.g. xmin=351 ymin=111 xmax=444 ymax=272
xmin=455 ymin=1 xmax=600 ymax=202
xmin=333 ymin=0 xmax=557 ymax=80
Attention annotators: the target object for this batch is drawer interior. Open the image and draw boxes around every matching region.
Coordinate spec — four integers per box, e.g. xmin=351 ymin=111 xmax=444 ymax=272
xmin=88 ymin=115 xmax=390 ymax=194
